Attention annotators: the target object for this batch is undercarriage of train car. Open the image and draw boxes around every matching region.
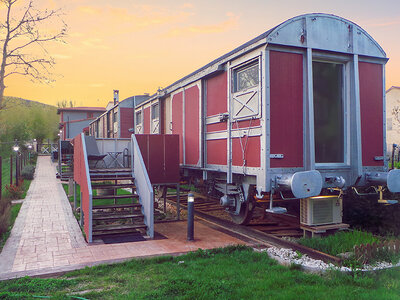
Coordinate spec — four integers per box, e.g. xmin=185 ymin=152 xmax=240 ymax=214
xmin=186 ymin=168 xmax=400 ymax=225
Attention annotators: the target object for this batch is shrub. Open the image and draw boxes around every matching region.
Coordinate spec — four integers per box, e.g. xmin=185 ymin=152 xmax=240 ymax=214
xmin=5 ymin=181 xmax=24 ymax=200
xmin=0 ymin=197 xmax=10 ymax=235
xmin=28 ymin=153 xmax=38 ymax=165
xmin=21 ymin=165 xmax=35 ymax=180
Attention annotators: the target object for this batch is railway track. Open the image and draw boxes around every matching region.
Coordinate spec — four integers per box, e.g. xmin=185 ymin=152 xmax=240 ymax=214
xmin=161 ymin=191 xmax=342 ymax=265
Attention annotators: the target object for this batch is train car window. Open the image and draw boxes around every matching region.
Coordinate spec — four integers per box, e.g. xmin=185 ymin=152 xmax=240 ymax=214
xmin=151 ymin=103 xmax=159 ymax=120
xmin=313 ymin=61 xmax=344 ymax=163
xmin=231 ymin=60 xmax=260 ymax=120
xmin=234 ymin=62 xmax=259 ymax=92
xmin=135 ymin=111 xmax=142 ymax=125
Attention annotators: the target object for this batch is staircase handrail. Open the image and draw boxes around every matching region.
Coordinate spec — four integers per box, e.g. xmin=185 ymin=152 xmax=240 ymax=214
xmin=131 ymin=134 xmax=154 ymax=238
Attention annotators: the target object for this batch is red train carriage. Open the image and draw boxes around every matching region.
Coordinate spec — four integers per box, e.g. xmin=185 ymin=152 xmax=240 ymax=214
xmin=135 ymin=13 xmax=400 ymax=224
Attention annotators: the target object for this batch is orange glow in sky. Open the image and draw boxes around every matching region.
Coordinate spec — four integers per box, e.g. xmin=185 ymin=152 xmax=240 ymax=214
xmin=3 ymin=0 xmax=400 ymax=107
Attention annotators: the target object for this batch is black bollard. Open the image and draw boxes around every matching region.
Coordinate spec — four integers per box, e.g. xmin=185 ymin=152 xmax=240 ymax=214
xmin=187 ymin=193 xmax=194 ymax=241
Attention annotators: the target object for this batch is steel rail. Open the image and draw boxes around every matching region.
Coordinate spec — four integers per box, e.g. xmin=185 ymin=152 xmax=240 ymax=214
xmin=164 ymin=193 xmax=342 ymax=265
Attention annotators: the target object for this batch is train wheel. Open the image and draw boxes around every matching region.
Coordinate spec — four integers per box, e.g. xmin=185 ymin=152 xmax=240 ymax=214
xmin=229 ymin=185 xmax=255 ymax=225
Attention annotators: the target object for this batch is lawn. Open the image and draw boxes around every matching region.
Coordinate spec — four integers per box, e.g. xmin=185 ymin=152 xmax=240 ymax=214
xmin=63 ymin=183 xmax=136 ymax=208
xmin=0 ymin=203 xmax=21 ymax=252
xmin=297 ymin=230 xmax=400 ymax=268
xmin=0 ymin=246 xmax=398 ymax=299
xmin=1 ymin=156 xmax=11 ymax=197
xmin=0 ymin=155 xmax=35 ymax=252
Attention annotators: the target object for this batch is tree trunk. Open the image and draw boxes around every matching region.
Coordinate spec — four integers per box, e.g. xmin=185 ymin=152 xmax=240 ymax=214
xmin=0 ymin=0 xmax=11 ymax=110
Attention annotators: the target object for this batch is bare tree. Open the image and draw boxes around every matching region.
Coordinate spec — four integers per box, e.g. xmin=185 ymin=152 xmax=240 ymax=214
xmin=0 ymin=0 xmax=66 ymax=109
xmin=56 ymin=99 xmax=75 ymax=108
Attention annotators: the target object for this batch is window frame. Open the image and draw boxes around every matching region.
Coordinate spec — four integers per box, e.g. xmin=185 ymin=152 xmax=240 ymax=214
xmin=151 ymin=103 xmax=159 ymax=121
xmin=312 ymin=55 xmax=351 ymax=168
xmin=233 ymin=61 xmax=260 ymax=93
xmin=135 ymin=110 xmax=142 ymax=126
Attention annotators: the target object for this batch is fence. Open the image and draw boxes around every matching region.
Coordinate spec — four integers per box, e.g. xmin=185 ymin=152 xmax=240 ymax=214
xmin=354 ymin=240 xmax=400 ymax=264
xmin=37 ymin=143 xmax=58 ymax=155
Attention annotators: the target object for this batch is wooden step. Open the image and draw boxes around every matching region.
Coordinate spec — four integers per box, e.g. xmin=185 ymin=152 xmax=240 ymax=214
xmin=92 ymin=224 xmax=147 ymax=236
xmin=93 ymin=213 xmax=144 ymax=221
xmin=92 ymin=203 xmax=142 ymax=210
xmin=90 ymin=168 xmax=131 ymax=173
xmin=90 ymin=176 xmax=133 ymax=181
xmin=92 ymin=194 xmax=138 ymax=200
xmin=91 ymin=183 xmax=136 ymax=189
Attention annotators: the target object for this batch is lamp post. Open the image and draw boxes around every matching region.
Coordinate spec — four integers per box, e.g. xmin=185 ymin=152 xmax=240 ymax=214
xmin=27 ymin=144 xmax=32 ymax=162
xmin=187 ymin=193 xmax=195 ymax=241
xmin=13 ymin=142 xmax=20 ymax=186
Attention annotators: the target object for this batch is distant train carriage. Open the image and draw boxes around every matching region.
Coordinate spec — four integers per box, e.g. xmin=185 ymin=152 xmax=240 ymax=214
xmin=135 ymin=13 xmax=400 ymax=224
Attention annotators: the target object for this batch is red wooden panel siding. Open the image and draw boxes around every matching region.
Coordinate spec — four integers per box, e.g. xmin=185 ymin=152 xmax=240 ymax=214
xmin=359 ymin=62 xmax=384 ymax=166
xmin=135 ymin=134 xmax=180 ymax=184
xmin=232 ymin=137 xmax=260 ymax=167
xmin=184 ymin=85 xmax=200 ymax=165
xmin=163 ymin=135 xmax=180 ymax=183
xmin=119 ymin=107 xmax=134 ymax=138
xmin=143 ymin=107 xmax=150 ymax=134
xmin=206 ymin=72 xmax=227 ymax=117
xmin=207 ymin=122 xmax=227 ymax=132
xmin=135 ymin=134 xmax=149 ymax=170
xmin=172 ymin=92 xmax=184 ymax=164
xmin=148 ymin=134 xmax=165 ymax=183
xmin=269 ymin=50 xmax=303 ymax=168
xmin=73 ymin=134 xmax=90 ymax=241
xmin=207 ymin=139 xmax=227 ymax=165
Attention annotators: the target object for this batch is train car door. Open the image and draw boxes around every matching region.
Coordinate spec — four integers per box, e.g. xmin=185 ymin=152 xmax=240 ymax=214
xmin=229 ymin=57 xmax=262 ymax=174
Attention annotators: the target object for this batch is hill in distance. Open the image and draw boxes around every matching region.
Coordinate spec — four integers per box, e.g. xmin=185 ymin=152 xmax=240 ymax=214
xmin=2 ymin=96 xmax=56 ymax=111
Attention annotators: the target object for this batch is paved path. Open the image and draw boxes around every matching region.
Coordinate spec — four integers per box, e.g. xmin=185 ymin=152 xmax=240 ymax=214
xmin=0 ymin=156 xmax=247 ymax=280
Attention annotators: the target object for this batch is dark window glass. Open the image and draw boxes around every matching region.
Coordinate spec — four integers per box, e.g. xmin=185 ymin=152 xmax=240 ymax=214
xmin=234 ymin=62 xmax=259 ymax=92
xmin=136 ymin=111 xmax=142 ymax=125
xmin=313 ymin=61 xmax=344 ymax=163
xmin=151 ymin=103 xmax=159 ymax=120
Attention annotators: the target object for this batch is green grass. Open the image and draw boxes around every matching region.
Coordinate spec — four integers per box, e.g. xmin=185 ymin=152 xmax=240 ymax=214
xmin=298 ymin=230 xmax=381 ymax=257
xmin=0 ymin=203 xmax=21 ymax=252
xmin=1 ymin=156 xmax=11 ymax=197
xmin=0 ymin=246 xmax=399 ymax=299
xmin=297 ymin=230 xmax=400 ymax=268
xmin=63 ymin=183 xmax=135 ymax=207
xmin=1 ymin=155 xmax=35 ymax=200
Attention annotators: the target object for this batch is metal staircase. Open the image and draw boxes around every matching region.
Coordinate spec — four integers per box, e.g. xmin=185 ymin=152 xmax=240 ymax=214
xmin=89 ymin=169 xmax=147 ymax=238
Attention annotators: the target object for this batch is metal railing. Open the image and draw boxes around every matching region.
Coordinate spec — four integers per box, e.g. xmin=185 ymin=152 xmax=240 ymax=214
xmin=73 ymin=133 xmax=93 ymax=242
xmin=131 ymin=134 xmax=154 ymax=238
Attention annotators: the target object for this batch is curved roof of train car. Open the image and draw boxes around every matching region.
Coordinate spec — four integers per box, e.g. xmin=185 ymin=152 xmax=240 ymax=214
xmin=138 ymin=13 xmax=386 ymax=106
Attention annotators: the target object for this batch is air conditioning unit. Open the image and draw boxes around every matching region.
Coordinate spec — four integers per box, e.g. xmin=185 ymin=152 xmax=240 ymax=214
xmin=300 ymin=196 xmax=342 ymax=226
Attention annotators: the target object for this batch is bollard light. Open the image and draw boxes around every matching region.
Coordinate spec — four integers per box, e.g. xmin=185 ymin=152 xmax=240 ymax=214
xmin=187 ymin=193 xmax=194 ymax=241
xmin=188 ymin=193 xmax=194 ymax=203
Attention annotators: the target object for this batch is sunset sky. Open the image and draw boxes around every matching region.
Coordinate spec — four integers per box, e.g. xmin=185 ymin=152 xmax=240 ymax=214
xmin=3 ymin=0 xmax=400 ymax=107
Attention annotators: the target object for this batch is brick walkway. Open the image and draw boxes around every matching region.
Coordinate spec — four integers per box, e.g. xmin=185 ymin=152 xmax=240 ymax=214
xmin=0 ymin=156 xmax=247 ymax=280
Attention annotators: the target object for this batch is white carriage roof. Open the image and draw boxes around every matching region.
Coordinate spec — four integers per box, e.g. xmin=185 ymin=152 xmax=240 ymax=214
xmin=140 ymin=13 xmax=386 ymax=105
